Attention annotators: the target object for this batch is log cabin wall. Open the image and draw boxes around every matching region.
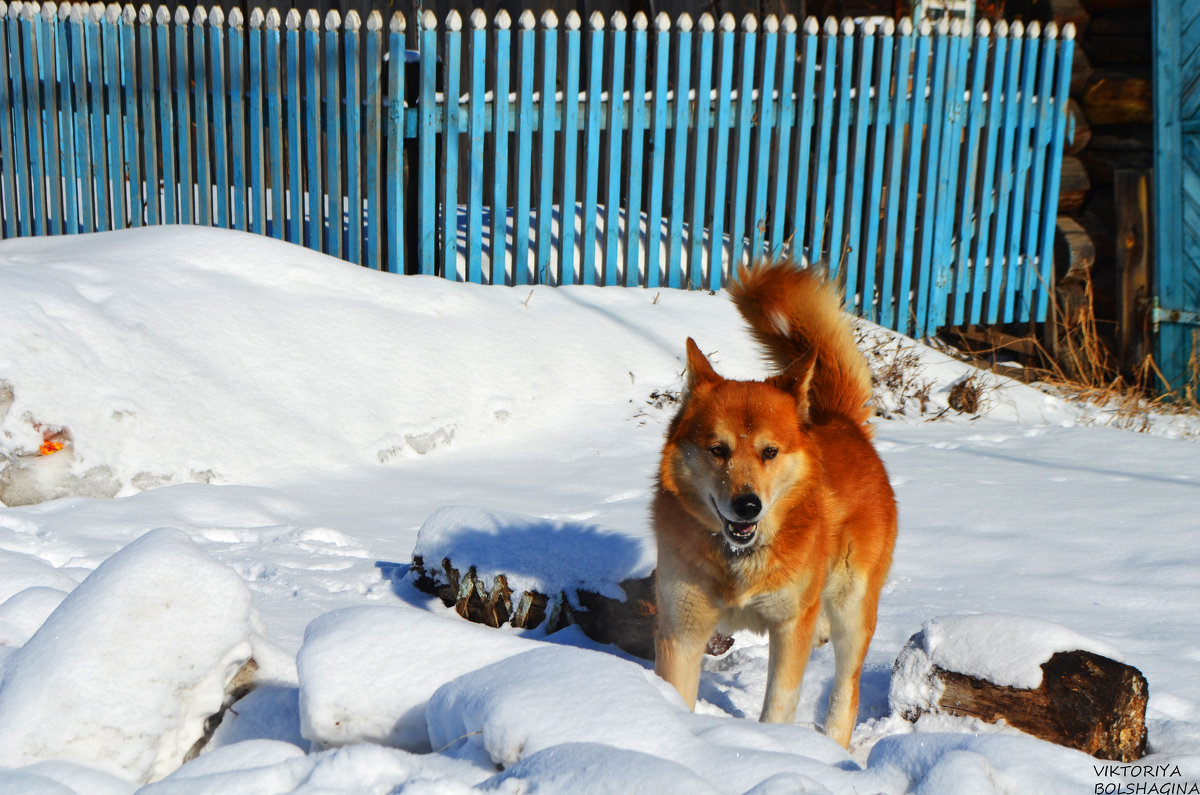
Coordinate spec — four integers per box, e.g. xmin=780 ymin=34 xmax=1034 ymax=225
xmin=1057 ymin=0 xmax=1153 ymax=371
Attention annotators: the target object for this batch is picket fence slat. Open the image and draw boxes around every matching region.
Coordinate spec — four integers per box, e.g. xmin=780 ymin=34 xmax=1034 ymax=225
xmin=0 ymin=5 xmax=1074 ymax=339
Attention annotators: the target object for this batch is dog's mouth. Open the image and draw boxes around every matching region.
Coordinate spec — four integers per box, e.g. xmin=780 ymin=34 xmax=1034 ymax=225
xmin=723 ymin=519 xmax=758 ymax=547
xmin=712 ymin=498 xmax=759 ymax=550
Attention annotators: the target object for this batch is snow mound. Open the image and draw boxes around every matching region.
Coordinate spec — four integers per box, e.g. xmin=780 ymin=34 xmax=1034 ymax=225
xmin=866 ymin=730 xmax=1096 ymax=793
xmin=0 ymin=226 xmax=745 ymax=501
xmin=889 ymin=614 xmax=1125 ymax=717
xmin=0 ymin=549 xmax=79 ymax=602
xmin=413 ymin=505 xmax=655 ymax=602
xmin=0 ymin=585 xmax=68 ymax=647
xmin=428 ymin=644 xmax=879 ymax=793
xmin=0 ymin=528 xmax=259 ymax=784
xmin=296 ymin=604 xmax=540 ymax=752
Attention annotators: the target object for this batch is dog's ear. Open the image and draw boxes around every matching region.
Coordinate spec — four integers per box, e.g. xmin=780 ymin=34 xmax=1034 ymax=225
xmin=684 ymin=338 xmax=722 ymax=392
xmin=771 ymin=350 xmax=816 ymax=424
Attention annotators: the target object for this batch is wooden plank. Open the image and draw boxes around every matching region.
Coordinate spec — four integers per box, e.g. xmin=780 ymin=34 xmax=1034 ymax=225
xmin=58 ymin=3 xmax=81 ymax=232
xmin=537 ymin=10 xmax=559 ymax=284
xmin=623 ymin=12 xmax=646 ymax=287
xmin=768 ymin=16 xmax=798 ymax=259
xmin=88 ymin=5 xmax=111 ymax=229
xmin=579 ymin=12 xmax=603 ymax=286
xmin=154 ymin=6 xmax=174 ymax=224
xmin=0 ymin=3 xmax=17 ymax=237
xmin=439 ymin=11 xmax=461 ymax=280
xmin=190 ymin=6 xmax=210 ymax=228
xmin=1115 ymin=169 xmax=1152 ymax=368
xmin=897 ymin=21 xmax=932 ymax=336
xmin=304 ymin=9 xmax=322 ymax=250
xmin=861 ymin=18 xmax=894 ymax=324
xmin=748 ymin=14 xmax=778 ymax=262
xmin=808 ymin=17 xmax=837 ymax=265
xmin=119 ymin=6 xmax=141 ymax=230
xmin=174 ymin=6 xmax=195 ymax=224
xmin=952 ymin=21 xmax=990 ymax=327
xmin=249 ymin=9 xmax=268 ymax=237
xmin=1035 ymin=26 xmax=1076 ymax=321
xmin=265 ymin=9 xmax=286 ymax=241
xmin=489 ymin=11 xmax=510 ymax=284
xmin=558 ymin=11 xmax=581 ymax=285
xmin=209 ymin=7 xmax=230 ymax=229
xmin=38 ymin=4 xmax=62 ymax=235
xmin=913 ymin=18 xmax=950 ymax=337
xmin=880 ymin=18 xmax=913 ymax=330
xmin=969 ymin=21 xmax=1008 ymax=325
xmin=325 ymin=10 xmax=343 ymax=259
xmin=727 ymin=14 xmax=757 ymax=272
xmin=787 ymin=17 xmax=818 ymax=262
xmin=22 ymin=3 xmax=47 ymax=234
xmin=230 ymin=9 xmax=247 ymax=231
xmin=512 ymin=10 xmax=535 ymax=283
xmin=642 ymin=12 xmax=669 ymax=288
xmin=344 ymin=11 xmax=362 ymax=263
xmin=676 ymin=14 xmax=701 ymax=288
xmin=466 ymin=9 xmax=486 ymax=282
xmin=384 ymin=11 xmax=404 ymax=274
xmin=987 ymin=20 xmax=1024 ymax=325
xmin=285 ymin=9 xmax=303 ymax=244
xmin=825 ymin=18 xmax=853 ymax=280
xmin=708 ymin=14 xmax=735 ymax=283
xmin=844 ymin=18 xmax=874 ymax=313
xmin=1003 ymin=24 xmax=1042 ymax=324
xmin=926 ymin=20 xmax=968 ymax=332
xmin=601 ymin=12 xmax=626 ymax=286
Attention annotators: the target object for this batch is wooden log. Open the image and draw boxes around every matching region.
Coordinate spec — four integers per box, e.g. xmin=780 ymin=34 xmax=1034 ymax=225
xmin=1082 ymin=70 xmax=1153 ymax=125
xmin=1070 ymin=45 xmax=1093 ymax=98
xmin=1114 ymin=168 xmax=1152 ymax=368
xmin=408 ymin=555 xmax=730 ymax=660
xmin=894 ymin=635 xmax=1148 ymax=762
xmin=1066 ymin=99 xmax=1091 ymax=156
xmin=1058 ymin=156 xmax=1091 ymax=214
xmin=933 ymin=651 xmax=1148 ymax=762
xmin=1048 ymin=0 xmax=1090 ymax=37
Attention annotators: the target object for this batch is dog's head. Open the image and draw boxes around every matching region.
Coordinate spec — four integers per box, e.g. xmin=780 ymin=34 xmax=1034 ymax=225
xmin=660 ymin=338 xmax=818 ymax=554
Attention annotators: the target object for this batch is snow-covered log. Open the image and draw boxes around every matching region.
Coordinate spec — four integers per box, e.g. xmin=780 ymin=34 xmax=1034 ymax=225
xmin=890 ymin=615 xmax=1147 ymax=761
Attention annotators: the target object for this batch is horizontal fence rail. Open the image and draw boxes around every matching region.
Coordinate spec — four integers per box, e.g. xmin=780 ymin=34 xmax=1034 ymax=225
xmin=0 ymin=3 xmax=1074 ymax=337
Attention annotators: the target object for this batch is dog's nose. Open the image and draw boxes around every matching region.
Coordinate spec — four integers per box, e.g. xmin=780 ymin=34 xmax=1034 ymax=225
xmin=731 ymin=493 xmax=761 ymax=520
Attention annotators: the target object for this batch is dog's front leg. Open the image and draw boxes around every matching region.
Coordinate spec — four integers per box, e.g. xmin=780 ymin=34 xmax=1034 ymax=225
xmin=759 ymin=601 xmax=820 ymax=724
xmin=655 ymin=583 xmax=720 ymax=710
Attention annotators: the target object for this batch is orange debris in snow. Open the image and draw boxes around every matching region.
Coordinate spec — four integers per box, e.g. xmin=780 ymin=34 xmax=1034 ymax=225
xmin=39 ymin=440 xmax=64 ymax=455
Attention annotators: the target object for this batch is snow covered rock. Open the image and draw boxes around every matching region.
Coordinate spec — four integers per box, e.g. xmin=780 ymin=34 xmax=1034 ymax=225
xmin=0 ymin=528 xmax=259 ymax=783
xmin=296 ymin=604 xmax=540 ymax=752
xmin=890 ymin=614 xmax=1148 ymax=761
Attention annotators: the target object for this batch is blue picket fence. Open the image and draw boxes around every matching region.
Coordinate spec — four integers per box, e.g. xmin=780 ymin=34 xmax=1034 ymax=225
xmin=0 ymin=3 xmax=1073 ymax=338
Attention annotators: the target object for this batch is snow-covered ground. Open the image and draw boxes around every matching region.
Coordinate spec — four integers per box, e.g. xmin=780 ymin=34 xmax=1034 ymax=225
xmin=0 ymin=226 xmax=1197 ymax=794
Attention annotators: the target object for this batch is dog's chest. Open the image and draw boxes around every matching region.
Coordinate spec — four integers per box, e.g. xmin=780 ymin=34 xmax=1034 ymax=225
xmin=718 ymin=588 xmax=798 ymax=634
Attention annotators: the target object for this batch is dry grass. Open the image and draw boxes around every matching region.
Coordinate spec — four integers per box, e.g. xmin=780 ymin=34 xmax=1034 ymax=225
xmin=953 ymin=273 xmax=1200 ymax=434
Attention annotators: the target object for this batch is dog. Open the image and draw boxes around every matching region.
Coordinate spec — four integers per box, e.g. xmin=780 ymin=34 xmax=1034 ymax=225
xmin=652 ymin=258 xmax=897 ymax=748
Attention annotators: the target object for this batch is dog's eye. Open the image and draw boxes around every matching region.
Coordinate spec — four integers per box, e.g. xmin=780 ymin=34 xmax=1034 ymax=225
xmin=761 ymin=446 xmax=778 ymax=461
xmin=708 ymin=444 xmax=730 ymax=459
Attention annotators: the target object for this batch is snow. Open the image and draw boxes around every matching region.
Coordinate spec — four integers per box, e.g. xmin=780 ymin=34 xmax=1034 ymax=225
xmin=413 ymin=505 xmax=656 ymax=602
xmin=0 ymin=528 xmax=259 ymax=783
xmin=0 ymin=226 xmax=1198 ymax=793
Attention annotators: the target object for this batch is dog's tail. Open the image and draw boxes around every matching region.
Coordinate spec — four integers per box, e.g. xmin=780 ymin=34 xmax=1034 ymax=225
xmin=727 ymin=258 xmax=874 ymax=428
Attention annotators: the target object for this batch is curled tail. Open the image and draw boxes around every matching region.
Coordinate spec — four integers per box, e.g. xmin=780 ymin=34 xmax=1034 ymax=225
xmin=727 ymin=258 xmax=874 ymax=428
